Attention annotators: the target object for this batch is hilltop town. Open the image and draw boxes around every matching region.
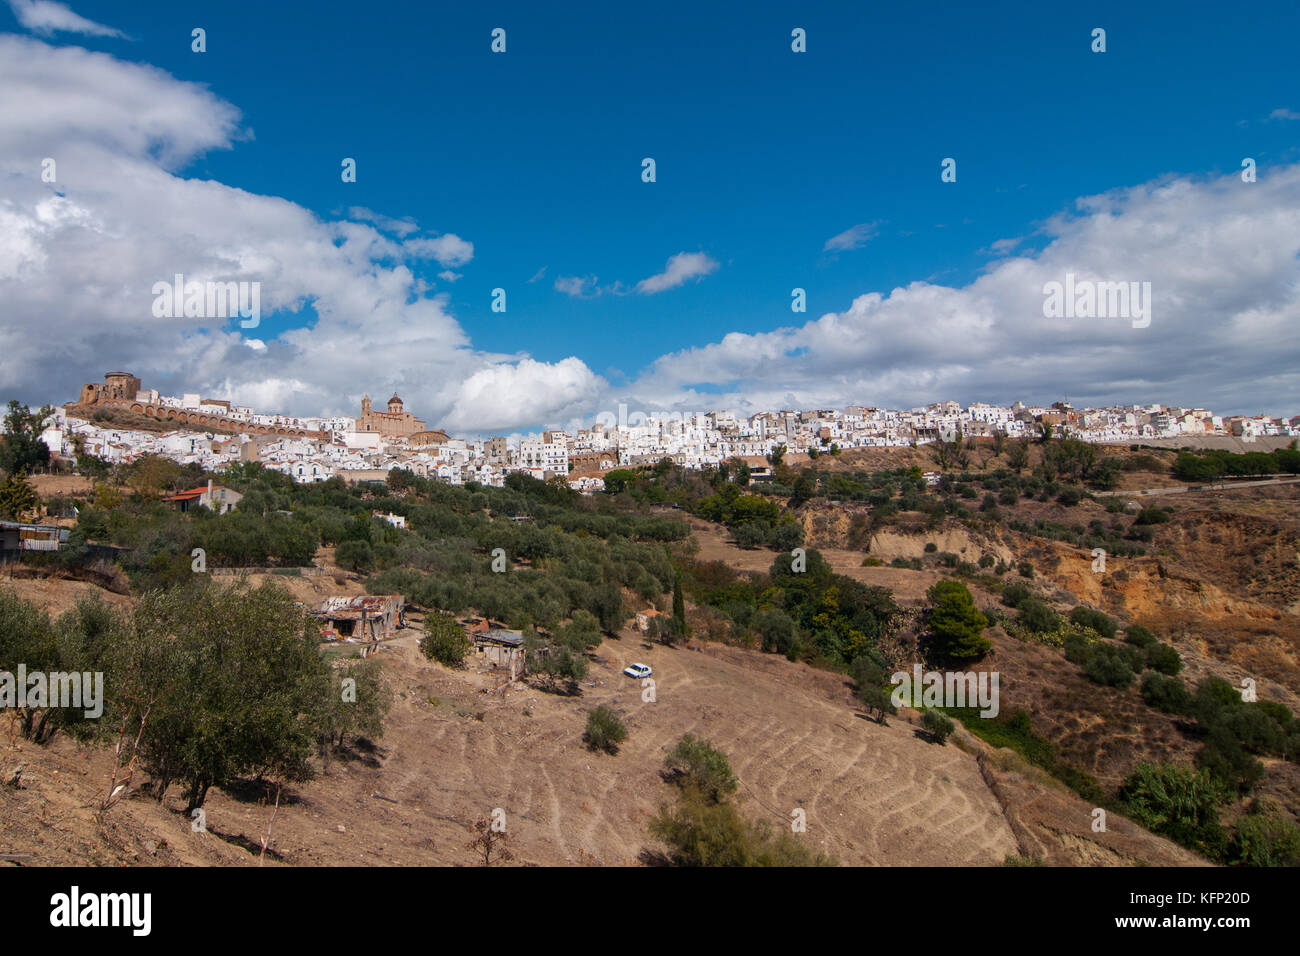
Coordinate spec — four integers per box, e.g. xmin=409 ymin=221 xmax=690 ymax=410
xmin=44 ymin=372 xmax=1300 ymax=491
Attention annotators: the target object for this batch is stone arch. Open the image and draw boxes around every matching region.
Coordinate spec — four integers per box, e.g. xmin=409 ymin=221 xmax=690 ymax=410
xmin=130 ymin=403 xmax=144 ymax=414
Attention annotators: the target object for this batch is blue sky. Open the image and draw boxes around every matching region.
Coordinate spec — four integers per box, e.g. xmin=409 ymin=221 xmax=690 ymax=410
xmin=2 ymin=0 xmax=1300 ymax=431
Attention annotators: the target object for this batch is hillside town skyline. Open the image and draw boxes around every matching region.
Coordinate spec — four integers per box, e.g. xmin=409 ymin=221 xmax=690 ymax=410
xmin=25 ymin=370 xmax=1300 ymax=492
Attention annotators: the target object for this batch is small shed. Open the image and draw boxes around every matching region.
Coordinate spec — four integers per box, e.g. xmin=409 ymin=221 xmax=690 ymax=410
xmin=473 ymin=627 xmax=526 ymax=677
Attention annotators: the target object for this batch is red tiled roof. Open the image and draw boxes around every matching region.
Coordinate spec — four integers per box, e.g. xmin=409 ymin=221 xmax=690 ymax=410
xmin=162 ymin=485 xmax=224 ymax=501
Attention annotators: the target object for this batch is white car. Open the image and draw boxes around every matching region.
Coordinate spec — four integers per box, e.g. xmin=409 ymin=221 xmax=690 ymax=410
xmin=623 ymin=663 xmax=652 ymax=679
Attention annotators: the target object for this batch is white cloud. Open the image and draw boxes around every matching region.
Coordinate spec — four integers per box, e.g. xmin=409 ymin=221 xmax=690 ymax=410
xmin=628 ymin=169 xmax=1300 ymax=417
xmin=6 ymin=0 xmax=123 ymax=37
xmin=527 ymin=266 xmax=547 ymax=283
xmin=441 ymin=358 xmax=605 ymax=433
xmin=823 ymin=222 xmax=880 ymax=253
xmin=438 ymin=270 xmax=462 ymax=283
xmin=1268 ymin=108 xmax=1300 ymax=121
xmin=635 ymin=251 xmax=719 ymax=294
xmin=554 ymin=274 xmax=599 ymax=297
xmin=347 ymin=206 xmax=418 ymax=237
xmin=402 ymin=233 xmax=473 ymax=267
xmin=0 ymin=34 xmax=596 ymax=435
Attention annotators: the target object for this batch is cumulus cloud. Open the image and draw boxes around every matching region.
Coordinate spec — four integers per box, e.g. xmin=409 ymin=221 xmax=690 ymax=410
xmin=6 ymin=0 xmax=123 ymax=37
xmin=635 ymin=251 xmax=719 ymax=294
xmin=1268 ymin=108 xmax=1300 ymax=121
xmin=629 ymin=169 xmax=1300 ymax=416
xmin=823 ymin=222 xmax=880 ymax=253
xmin=441 ymin=358 xmax=605 ymax=433
xmin=0 ymin=34 xmax=596 ymax=434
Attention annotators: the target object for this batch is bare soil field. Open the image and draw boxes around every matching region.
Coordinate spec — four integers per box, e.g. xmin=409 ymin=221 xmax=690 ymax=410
xmin=3 ymin=617 xmax=1203 ymax=867
xmin=690 ymin=518 xmax=944 ymax=604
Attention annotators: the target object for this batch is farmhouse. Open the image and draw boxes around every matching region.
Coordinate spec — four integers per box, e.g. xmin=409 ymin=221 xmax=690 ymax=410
xmin=314 ymin=594 xmax=405 ymax=643
xmin=161 ymin=479 xmax=243 ymax=514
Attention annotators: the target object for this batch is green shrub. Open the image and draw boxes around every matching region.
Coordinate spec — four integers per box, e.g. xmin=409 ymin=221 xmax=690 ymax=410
xmin=1001 ymin=582 xmax=1031 ymax=608
xmin=1056 ymin=486 xmax=1082 ymax=506
xmin=663 ymin=733 xmax=738 ymax=802
xmin=1119 ymin=763 xmax=1227 ymax=858
xmin=1069 ymin=605 xmax=1117 ymax=639
xmin=419 ymin=613 xmax=472 ymax=667
xmin=1145 ymin=642 xmax=1183 ymax=676
xmin=1135 ymin=506 xmax=1171 ymax=525
xmin=1231 ymin=813 xmax=1300 ymax=867
xmin=583 ymin=705 xmax=628 ymax=754
xmin=1124 ymin=624 xmax=1158 ymax=648
xmin=1018 ymin=597 xmax=1060 ymax=634
xmin=1141 ymin=672 xmax=1191 ymax=713
xmin=1083 ymin=647 xmax=1136 ymax=688
xmin=921 ymin=709 xmax=955 ymax=744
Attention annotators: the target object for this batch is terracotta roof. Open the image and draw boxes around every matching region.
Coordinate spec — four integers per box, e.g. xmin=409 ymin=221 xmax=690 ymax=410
xmin=161 ymin=484 xmax=225 ymax=501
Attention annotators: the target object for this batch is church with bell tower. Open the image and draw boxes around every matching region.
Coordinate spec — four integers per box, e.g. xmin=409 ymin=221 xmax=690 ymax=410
xmin=357 ymin=392 xmax=427 ymax=437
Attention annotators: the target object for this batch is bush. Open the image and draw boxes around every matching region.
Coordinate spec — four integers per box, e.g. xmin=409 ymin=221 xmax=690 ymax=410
xmin=766 ymin=522 xmax=804 ymax=552
xmin=1120 ymin=763 xmax=1227 ymax=858
xmin=1135 ymin=506 xmax=1171 ymax=525
xmin=1017 ymin=560 xmax=1034 ymax=578
xmin=977 ymin=553 xmax=995 ymax=569
xmin=1124 ymin=624 xmax=1157 ymax=648
xmin=921 ymin=709 xmax=955 ymax=744
xmin=664 ymin=733 xmax=738 ymax=802
xmin=732 ymin=521 xmax=769 ymax=550
xmin=583 ymin=705 xmax=627 ymax=754
xmin=1069 ymin=605 xmax=1117 ymax=639
xmin=420 ymin=613 xmax=472 ymax=667
xmin=650 ymin=786 xmax=834 ymax=867
xmin=1145 ymin=642 xmax=1183 ymax=676
xmin=1231 ymin=813 xmax=1300 ymax=867
xmin=1083 ymin=647 xmax=1136 ymax=688
xmin=1001 ymin=582 xmax=1031 ymax=608
xmin=1198 ymin=725 xmax=1265 ymax=794
xmin=1017 ymin=597 xmax=1059 ymax=634
xmin=1056 ymin=486 xmax=1082 ymax=506
xmin=1141 ymin=672 xmax=1191 ymax=713
xmin=924 ymin=542 xmax=938 ymax=553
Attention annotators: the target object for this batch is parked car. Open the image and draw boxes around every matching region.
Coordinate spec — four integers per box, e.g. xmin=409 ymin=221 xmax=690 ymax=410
xmin=623 ymin=663 xmax=652 ymax=679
